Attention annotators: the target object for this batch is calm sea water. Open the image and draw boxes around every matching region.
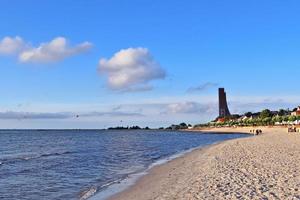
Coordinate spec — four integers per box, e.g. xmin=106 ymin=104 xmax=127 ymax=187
xmin=0 ymin=130 xmax=248 ymax=200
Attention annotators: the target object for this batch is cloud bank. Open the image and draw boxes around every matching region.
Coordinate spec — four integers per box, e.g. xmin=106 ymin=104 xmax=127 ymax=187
xmin=0 ymin=111 xmax=72 ymax=120
xmin=0 ymin=36 xmax=92 ymax=63
xmin=187 ymin=82 xmax=219 ymax=93
xmin=165 ymin=101 xmax=216 ymax=114
xmin=0 ymin=110 xmax=142 ymax=120
xmin=98 ymin=48 xmax=166 ymax=92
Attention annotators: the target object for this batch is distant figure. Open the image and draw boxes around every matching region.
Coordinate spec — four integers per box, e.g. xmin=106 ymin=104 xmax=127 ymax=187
xmin=255 ymin=130 xmax=259 ymax=135
xmin=254 ymin=129 xmax=262 ymax=135
xmin=288 ymin=127 xmax=297 ymax=133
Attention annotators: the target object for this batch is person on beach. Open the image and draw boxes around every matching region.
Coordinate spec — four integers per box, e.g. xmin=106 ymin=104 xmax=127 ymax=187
xmin=254 ymin=129 xmax=262 ymax=135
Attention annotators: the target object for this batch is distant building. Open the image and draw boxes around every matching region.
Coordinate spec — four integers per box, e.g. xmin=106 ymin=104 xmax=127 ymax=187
xmin=239 ymin=116 xmax=249 ymax=121
xmin=291 ymin=106 xmax=300 ymax=116
xmin=218 ymin=88 xmax=231 ymax=117
xmin=217 ymin=118 xmax=226 ymax=123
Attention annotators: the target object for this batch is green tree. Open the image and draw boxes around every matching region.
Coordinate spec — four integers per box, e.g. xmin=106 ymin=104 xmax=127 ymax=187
xmin=278 ymin=109 xmax=286 ymax=116
xmin=260 ymin=109 xmax=272 ymax=119
xmin=271 ymin=116 xmax=277 ymax=124
xmin=273 ymin=115 xmax=282 ymax=123
xmin=288 ymin=115 xmax=297 ymax=122
xmin=244 ymin=112 xmax=253 ymax=118
xmin=263 ymin=117 xmax=272 ymax=125
xmin=179 ymin=122 xmax=187 ymax=127
xmin=282 ymin=115 xmax=289 ymax=122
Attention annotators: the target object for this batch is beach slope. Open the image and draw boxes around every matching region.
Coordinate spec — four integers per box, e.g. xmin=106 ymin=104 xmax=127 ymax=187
xmin=110 ymin=127 xmax=300 ymax=200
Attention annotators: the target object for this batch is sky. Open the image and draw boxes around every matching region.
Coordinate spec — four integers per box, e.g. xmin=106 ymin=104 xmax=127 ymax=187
xmin=0 ymin=0 xmax=300 ymax=129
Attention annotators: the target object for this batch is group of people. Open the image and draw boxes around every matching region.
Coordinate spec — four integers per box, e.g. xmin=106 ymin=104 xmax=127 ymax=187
xmin=288 ymin=126 xmax=299 ymax=133
xmin=250 ymin=129 xmax=263 ymax=135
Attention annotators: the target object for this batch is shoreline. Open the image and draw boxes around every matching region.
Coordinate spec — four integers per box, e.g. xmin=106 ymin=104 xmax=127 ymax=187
xmin=108 ymin=127 xmax=300 ymax=200
xmin=90 ymin=145 xmax=208 ymax=200
xmin=90 ymin=130 xmax=248 ymax=200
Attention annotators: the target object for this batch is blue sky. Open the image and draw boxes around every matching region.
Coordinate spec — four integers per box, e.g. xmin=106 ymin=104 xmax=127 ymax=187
xmin=0 ymin=0 xmax=300 ymax=128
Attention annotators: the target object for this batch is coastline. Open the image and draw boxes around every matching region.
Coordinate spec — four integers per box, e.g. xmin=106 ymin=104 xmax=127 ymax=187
xmin=90 ymin=145 xmax=208 ymax=200
xmin=108 ymin=127 xmax=300 ymax=200
xmin=90 ymin=130 xmax=247 ymax=200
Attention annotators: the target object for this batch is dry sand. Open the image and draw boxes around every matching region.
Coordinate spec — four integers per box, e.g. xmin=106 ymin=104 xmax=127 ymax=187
xmin=109 ymin=127 xmax=300 ymax=200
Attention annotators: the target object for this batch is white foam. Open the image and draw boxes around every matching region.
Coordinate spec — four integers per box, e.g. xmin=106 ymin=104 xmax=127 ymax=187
xmin=89 ymin=172 xmax=145 ymax=200
xmin=80 ymin=187 xmax=97 ymax=200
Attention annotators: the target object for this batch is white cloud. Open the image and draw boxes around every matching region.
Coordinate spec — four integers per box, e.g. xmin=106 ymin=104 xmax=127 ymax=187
xmin=0 ymin=36 xmax=92 ymax=63
xmin=0 ymin=36 xmax=28 ymax=55
xmin=19 ymin=37 xmax=92 ymax=63
xmin=98 ymin=47 xmax=166 ymax=91
xmin=165 ymin=101 xmax=215 ymax=114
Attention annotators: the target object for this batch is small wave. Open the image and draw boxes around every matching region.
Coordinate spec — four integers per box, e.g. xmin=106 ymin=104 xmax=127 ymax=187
xmin=20 ymin=151 xmax=73 ymax=161
xmin=80 ymin=178 xmax=125 ymax=200
xmin=0 ymin=151 xmax=74 ymax=164
xmin=21 ymin=155 xmax=39 ymax=161
xmin=40 ymin=151 xmax=73 ymax=158
xmin=79 ymin=187 xmax=97 ymax=200
xmin=99 ymin=178 xmax=124 ymax=189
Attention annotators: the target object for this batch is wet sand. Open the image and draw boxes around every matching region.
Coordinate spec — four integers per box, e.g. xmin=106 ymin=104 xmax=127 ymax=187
xmin=109 ymin=127 xmax=300 ymax=200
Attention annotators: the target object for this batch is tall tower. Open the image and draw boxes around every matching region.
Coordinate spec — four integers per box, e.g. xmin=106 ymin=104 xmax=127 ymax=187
xmin=218 ymin=88 xmax=231 ymax=117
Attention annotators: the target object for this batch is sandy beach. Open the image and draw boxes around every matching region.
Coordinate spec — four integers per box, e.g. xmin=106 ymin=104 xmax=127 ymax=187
xmin=109 ymin=127 xmax=300 ymax=200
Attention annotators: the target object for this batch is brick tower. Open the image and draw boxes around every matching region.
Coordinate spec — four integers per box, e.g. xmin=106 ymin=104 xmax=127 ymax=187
xmin=218 ymin=88 xmax=231 ymax=117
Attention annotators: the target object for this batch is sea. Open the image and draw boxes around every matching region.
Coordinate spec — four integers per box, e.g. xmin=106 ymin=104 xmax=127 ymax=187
xmin=0 ymin=129 xmax=248 ymax=200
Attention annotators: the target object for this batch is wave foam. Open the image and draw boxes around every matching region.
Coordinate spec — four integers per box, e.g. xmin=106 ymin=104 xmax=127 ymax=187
xmin=80 ymin=187 xmax=97 ymax=200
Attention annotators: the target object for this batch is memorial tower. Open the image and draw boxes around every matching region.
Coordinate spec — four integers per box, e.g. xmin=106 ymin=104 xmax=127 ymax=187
xmin=218 ymin=88 xmax=231 ymax=117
